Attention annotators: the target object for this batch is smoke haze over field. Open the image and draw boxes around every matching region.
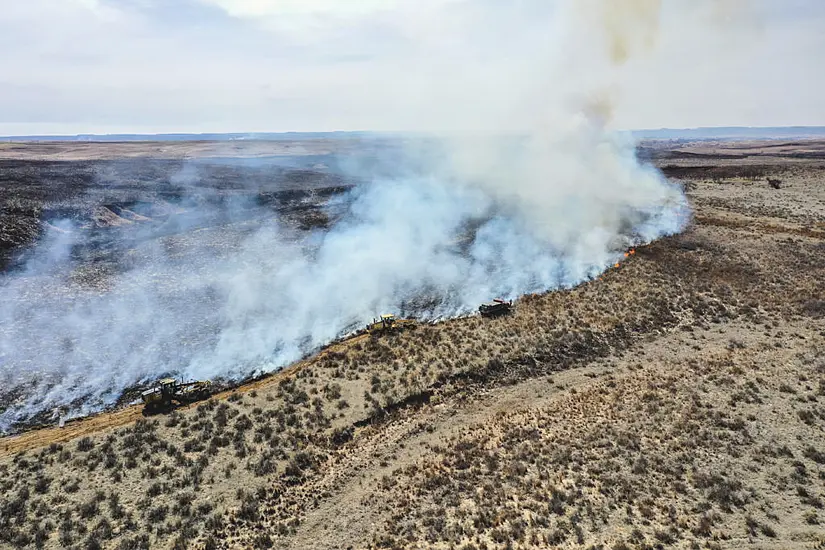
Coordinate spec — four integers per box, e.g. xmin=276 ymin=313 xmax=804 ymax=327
xmin=0 ymin=0 xmax=693 ymax=430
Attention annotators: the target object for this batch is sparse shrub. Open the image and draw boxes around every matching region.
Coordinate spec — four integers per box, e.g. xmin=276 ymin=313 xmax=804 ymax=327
xmin=727 ymin=339 xmax=746 ymax=350
xmin=254 ymin=533 xmax=274 ymax=548
xmin=33 ymin=525 xmax=49 ymax=548
xmin=79 ymin=497 xmax=99 ymax=519
xmin=146 ymin=482 xmax=163 ymax=497
xmin=745 ymin=515 xmax=760 ymax=536
xmin=146 ymin=504 xmax=168 ymax=523
xmin=34 ymin=476 xmax=51 ymax=494
xmin=205 ymin=513 xmax=224 ymax=531
xmin=235 ymin=414 xmax=253 ymax=431
xmin=238 ymin=498 xmax=260 ymax=522
xmin=183 ymin=438 xmax=204 ymax=453
xmin=92 ymin=518 xmax=113 ymax=540
xmin=778 ymin=383 xmax=796 ymax=394
xmin=108 ymin=492 xmax=125 ymax=520
xmin=797 ymin=486 xmax=823 ymax=508
xmin=324 ymin=383 xmax=342 ymax=400
xmin=803 ymin=446 xmax=825 ymax=464
xmin=799 ymin=409 xmax=816 ymax=425
xmin=164 ymin=412 xmax=180 ymax=428
xmin=693 ymin=472 xmax=746 ymax=511
xmin=85 ymin=533 xmax=103 ymax=550
xmin=117 ymin=533 xmax=150 ymax=550
xmin=251 ymin=453 xmax=278 ymax=477
xmin=77 ymin=437 xmax=94 ymax=452
xmin=103 ymin=451 xmax=118 ymax=469
xmin=64 ymin=479 xmax=80 ymax=494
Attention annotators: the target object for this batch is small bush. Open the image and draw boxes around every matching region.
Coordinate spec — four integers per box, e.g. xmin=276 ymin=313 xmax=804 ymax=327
xmin=146 ymin=505 xmax=168 ymax=523
xmin=254 ymin=533 xmax=274 ymax=549
xmin=34 ymin=476 xmax=51 ymax=495
xmin=79 ymin=498 xmax=99 ymax=519
xmin=803 ymin=446 xmax=825 ymax=465
xmin=238 ymin=498 xmax=260 ymax=522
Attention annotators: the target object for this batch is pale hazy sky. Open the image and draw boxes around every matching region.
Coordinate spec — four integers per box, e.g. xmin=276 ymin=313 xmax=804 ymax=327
xmin=1 ymin=0 xmax=823 ymax=135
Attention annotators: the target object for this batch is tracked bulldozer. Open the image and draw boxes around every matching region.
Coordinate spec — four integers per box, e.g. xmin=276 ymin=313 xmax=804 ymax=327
xmin=365 ymin=314 xmax=415 ymax=335
xmin=141 ymin=378 xmax=213 ymax=413
xmin=479 ymin=299 xmax=513 ymax=317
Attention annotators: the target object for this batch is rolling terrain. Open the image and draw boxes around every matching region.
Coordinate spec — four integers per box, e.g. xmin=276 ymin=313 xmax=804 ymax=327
xmin=1 ymin=140 xmax=824 ymax=549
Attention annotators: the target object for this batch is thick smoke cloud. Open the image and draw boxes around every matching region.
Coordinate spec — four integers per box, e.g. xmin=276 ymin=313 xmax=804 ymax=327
xmin=0 ymin=0 xmax=690 ymax=431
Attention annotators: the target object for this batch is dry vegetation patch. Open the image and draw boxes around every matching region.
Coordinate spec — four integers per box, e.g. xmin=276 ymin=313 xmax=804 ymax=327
xmin=362 ymin=337 xmax=825 ymax=549
xmin=1 ymin=147 xmax=824 ymax=549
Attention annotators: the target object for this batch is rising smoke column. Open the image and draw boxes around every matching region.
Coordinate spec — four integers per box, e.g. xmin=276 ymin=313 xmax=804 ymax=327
xmin=0 ymin=0 xmax=690 ymax=431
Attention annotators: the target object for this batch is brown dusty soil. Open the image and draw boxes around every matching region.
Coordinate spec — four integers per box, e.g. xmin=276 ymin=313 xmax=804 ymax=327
xmin=1 ymin=140 xmax=824 ymax=550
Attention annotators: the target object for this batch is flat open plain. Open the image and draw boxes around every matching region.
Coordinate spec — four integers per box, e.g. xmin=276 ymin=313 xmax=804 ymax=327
xmin=1 ymin=139 xmax=824 ymax=549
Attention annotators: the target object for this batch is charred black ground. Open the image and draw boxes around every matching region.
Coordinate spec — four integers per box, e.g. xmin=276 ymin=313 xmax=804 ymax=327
xmin=0 ymin=157 xmax=354 ymax=270
xmin=0 ymin=153 xmax=361 ymax=431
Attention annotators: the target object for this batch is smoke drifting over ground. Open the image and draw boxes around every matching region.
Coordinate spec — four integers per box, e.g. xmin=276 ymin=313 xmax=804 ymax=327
xmin=0 ymin=0 xmax=690 ymax=431
xmin=0 ymin=139 xmax=687 ymax=431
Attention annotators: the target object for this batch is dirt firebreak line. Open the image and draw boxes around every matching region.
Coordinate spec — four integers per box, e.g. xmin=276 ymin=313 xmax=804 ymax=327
xmin=0 ymin=333 xmax=371 ymax=457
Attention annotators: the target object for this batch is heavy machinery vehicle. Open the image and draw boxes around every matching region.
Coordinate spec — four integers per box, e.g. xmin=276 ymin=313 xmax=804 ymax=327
xmin=141 ymin=378 xmax=213 ymax=413
xmin=365 ymin=314 xmax=415 ymax=335
xmin=479 ymin=299 xmax=513 ymax=317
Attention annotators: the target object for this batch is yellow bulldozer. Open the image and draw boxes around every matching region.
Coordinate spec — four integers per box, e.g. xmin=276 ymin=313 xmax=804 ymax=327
xmin=365 ymin=314 xmax=415 ymax=335
xmin=141 ymin=378 xmax=213 ymax=413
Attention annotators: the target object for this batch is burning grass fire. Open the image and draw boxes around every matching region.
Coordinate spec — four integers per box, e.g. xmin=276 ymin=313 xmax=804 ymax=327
xmin=0 ymin=0 xmax=822 ymax=546
xmin=0 ymin=144 xmax=688 ymax=433
xmin=1 ymin=135 xmax=823 ymax=550
xmin=0 ymin=0 xmax=695 ymax=434
xmin=613 ymin=248 xmax=637 ymax=268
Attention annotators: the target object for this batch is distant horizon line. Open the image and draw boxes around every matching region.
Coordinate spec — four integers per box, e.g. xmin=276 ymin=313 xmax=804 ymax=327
xmin=2 ymin=125 xmax=825 ymax=142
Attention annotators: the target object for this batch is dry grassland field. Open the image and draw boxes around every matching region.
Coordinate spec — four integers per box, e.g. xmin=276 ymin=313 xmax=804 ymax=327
xmin=1 ymin=139 xmax=825 ymax=549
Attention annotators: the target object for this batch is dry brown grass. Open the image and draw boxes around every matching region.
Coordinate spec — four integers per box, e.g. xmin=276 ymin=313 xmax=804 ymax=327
xmin=360 ymin=339 xmax=825 ymax=549
xmin=1 ymin=148 xmax=824 ymax=549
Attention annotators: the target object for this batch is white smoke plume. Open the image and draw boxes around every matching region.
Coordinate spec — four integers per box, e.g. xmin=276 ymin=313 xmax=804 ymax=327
xmin=0 ymin=0 xmax=690 ymax=431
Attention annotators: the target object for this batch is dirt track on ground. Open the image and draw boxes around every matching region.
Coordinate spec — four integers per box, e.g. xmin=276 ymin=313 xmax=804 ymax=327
xmin=0 ymin=333 xmax=372 ymax=457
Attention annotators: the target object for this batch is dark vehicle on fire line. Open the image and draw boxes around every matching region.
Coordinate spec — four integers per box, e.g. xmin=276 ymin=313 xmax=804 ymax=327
xmin=479 ymin=299 xmax=513 ymax=317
